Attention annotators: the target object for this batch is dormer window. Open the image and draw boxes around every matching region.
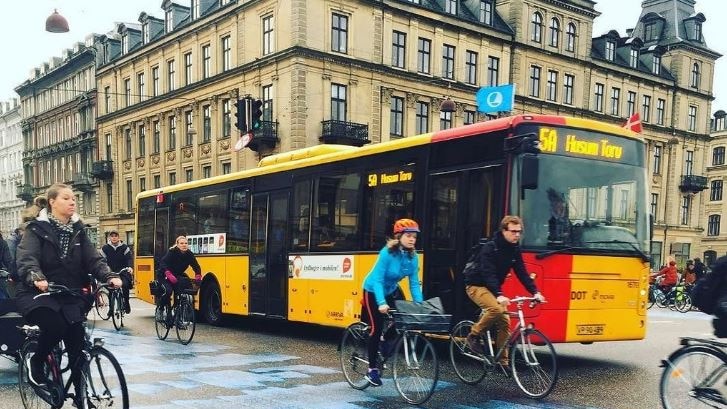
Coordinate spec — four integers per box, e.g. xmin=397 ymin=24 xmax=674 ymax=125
xmin=445 ymin=0 xmax=457 ymax=15
xmin=566 ymin=23 xmax=576 ymax=52
xmin=652 ymin=55 xmax=661 ymax=75
xmin=691 ymin=62 xmax=701 ymax=88
xmin=142 ymin=23 xmax=149 ymax=44
xmin=531 ymin=12 xmax=543 ymax=43
xmin=479 ymin=1 xmax=492 ymax=25
xmin=549 ymin=18 xmax=560 ymax=47
xmin=165 ymin=10 xmax=174 ymax=32
xmin=192 ymin=0 xmax=200 ymax=20
xmin=122 ymin=34 xmax=129 ymax=54
xmin=644 ymin=23 xmax=657 ymax=41
xmin=694 ymin=22 xmax=702 ymax=42
xmin=629 ymin=49 xmax=638 ymax=68
xmin=605 ymin=41 xmax=616 ymax=61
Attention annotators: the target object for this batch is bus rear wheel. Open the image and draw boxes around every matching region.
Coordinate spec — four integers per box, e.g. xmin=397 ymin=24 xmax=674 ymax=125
xmin=202 ymin=281 xmax=224 ymax=326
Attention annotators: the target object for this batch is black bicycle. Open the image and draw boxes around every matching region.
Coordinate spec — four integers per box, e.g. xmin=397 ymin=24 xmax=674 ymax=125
xmin=108 ymin=267 xmax=132 ymax=331
xmin=154 ymin=280 xmax=198 ymax=345
xmin=17 ymin=283 xmax=129 ymax=409
xmin=659 ymin=337 xmax=727 ymax=408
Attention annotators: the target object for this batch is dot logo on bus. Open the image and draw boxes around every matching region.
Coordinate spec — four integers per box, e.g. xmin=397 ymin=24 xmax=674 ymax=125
xmin=342 ymin=257 xmax=351 ymax=273
xmin=571 ymin=290 xmax=588 ymax=300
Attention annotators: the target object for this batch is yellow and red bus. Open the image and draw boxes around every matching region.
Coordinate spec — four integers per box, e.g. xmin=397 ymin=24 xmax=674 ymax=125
xmin=134 ymin=114 xmax=650 ymax=344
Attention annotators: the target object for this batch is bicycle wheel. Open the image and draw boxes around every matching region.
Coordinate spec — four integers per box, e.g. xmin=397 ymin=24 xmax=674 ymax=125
xmin=392 ymin=331 xmax=438 ymax=405
xmin=154 ymin=304 xmax=170 ymax=340
xmin=449 ymin=320 xmax=486 ymax=385
xmin=675 ymin=293 xmax=693 ymax=313
xmin=647 ymin=287 xmax=656 ymax=309
xmin=660 ymin=345 xmax=727 ymax=409
xmin=95 ymin=289 xmax=111 ymax=320
xmin=82 ymin=346 xmax=129 ymax=409
xmin=18 ymin=340 xmax=45 ymax=409
xmin=175 ymin=296 xmax=196 ymax=345
xmin=339 ymin=322 xmax=371 ymax=390
xmin=655 ymin=290 xmax=668 ymax=308
xmin=111 ymin=291 xmax=124 ymax=331
xmin=509 ymin=328 xmax=558 ymax=399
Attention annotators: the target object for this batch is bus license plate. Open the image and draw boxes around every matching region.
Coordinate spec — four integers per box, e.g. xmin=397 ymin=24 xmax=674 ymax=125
xmin=576 ymin=324 xmax=605 ymax=336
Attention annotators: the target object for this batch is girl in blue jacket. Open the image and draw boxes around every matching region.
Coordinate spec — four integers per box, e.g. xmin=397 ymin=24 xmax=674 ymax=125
xmin=361 ymin=218 xmax=423 ymax=386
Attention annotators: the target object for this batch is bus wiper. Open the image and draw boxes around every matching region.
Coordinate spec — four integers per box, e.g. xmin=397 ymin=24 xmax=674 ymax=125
xmin=536 ymin=246 xmax=587 ymax=260
xmin=581 ymin=240 xmax=650 ymax=262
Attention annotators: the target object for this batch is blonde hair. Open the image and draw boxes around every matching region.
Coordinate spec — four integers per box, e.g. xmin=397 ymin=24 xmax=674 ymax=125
xmin=500 ymin=215 xmax=523 ymax=231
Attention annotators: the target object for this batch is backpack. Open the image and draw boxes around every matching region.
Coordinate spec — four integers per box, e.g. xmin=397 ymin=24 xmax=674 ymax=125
xmin=461 ymin=238 xmax=497 ymax=276
xmin=691 ymin=272 xmax=724 ymax=314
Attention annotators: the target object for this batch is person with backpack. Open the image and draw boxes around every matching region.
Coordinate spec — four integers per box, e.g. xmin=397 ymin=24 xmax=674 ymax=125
xmin=693 ymin=257 xmax=707 ymax=281
xmin=463 ymin=215 xmax=545 ymax=375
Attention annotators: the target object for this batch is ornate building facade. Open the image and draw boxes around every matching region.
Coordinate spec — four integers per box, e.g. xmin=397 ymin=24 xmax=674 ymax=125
xmin=0 ymin=99 xmax=25 ymax=237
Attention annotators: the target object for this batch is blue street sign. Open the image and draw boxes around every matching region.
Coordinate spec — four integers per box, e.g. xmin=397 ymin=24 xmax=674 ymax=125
xmin=476 ymin=84 xmax=515 ymax=113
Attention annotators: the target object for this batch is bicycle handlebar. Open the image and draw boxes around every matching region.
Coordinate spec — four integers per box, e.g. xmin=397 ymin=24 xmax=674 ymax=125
xmin=33 ymin=282 xmax=117 ymax=300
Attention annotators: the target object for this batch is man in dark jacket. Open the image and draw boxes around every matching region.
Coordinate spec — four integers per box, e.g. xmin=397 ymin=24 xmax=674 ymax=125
xmin=463 ymin=215 xmax=545 ymax=371
xmin=694 ymin=257 xmax=707 ymax=281
xmin=0 ymin=232 xmax=13 ymax=299
xmin=101 ymin=230 xmax=134 ymax=313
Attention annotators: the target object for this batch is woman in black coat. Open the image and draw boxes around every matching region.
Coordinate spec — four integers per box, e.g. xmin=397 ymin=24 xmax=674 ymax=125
xmin=158 ymin=235 xmax=202 ymax=309
xmin=16 ymin=184 xmax=121 ymax=389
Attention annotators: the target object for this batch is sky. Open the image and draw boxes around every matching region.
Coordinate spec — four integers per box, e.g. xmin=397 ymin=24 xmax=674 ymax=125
xmin=0 ymin=1 xmax=725 ymax=110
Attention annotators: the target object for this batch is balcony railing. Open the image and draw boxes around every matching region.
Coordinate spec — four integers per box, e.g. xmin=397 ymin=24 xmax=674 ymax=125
xmin=90 ymin=160 xmax=114 ymax=180
xmin=679 ymin=174 xmax=708 ymax=193
xmin=248 ymin=120 xmax=279 ymax=152
xmin=16 ymin=184 xmax=33 ymax=202
xmin=320 ymin=120 xmax=370 ymax=147
xmin=72 ymin=172 xmax=94 ymax=192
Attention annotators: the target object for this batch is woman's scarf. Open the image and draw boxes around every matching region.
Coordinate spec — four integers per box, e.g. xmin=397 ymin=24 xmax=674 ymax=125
xmin=48 ymin=213 xmax=74 ymax=258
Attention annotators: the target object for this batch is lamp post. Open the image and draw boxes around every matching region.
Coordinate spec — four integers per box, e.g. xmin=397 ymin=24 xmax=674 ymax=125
xmin=45 ymin=9 xmax=69 ymax=33
xmin=662 ymin=136 xmax=680 ymax=266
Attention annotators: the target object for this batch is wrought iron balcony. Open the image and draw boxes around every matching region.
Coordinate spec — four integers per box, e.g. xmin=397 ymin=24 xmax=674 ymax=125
xmin=679 ymin=174 xmax=708 ymax=194
xmin=16 ymin=184 xmax=33 ymax=202
xmin=320 ymin=120 xmax=370 ymax=147
xmin=72 ymin=172 xmax=94 ymax=192
xmin=248 ymin=120 xmax=279 ymax=152
xmin=90 ymin=160 xmax=114 ymax=180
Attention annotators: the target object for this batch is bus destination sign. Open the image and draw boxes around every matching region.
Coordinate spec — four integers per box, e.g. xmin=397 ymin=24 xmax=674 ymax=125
xmin=537 ymin=126 xmax=640 ymax=165
xmin=367 ymin=169 xmax=414 ymax=187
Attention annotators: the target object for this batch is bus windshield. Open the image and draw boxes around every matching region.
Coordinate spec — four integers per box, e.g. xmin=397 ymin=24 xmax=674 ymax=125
xmin=517 ymin=133 xmax=649 ymax=255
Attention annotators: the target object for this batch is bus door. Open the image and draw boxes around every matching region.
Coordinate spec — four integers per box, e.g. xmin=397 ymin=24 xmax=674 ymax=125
xmin=249 ymin=190 xmax=289 ymax=318
xmin=154 ymin=207 xmax=170 ymax=278
xmin=426 ymin=166 xmax=501 ymax=320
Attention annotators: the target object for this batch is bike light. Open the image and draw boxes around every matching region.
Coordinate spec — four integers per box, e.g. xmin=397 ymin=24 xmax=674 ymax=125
xmin=94 ymin=338 xmax=105 ymax=347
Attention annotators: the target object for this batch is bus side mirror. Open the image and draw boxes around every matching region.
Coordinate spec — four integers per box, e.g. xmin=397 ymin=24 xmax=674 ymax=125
xmin=521 ymin=154 xmax=539 ymax=190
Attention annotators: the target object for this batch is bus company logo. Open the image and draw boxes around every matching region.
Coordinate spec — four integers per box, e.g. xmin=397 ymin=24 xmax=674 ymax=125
xmin=570 ymin=290 xmax=588 ymax=300
xmin=342 ymin=257 xmax=351 ymax=273
xmin=592 ymin=290 xmax=616 ymax=302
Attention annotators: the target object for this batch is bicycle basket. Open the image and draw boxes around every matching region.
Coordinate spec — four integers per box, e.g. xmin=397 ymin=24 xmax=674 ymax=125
xmin=149 ymin=280 xmax=166 ymax=296
xmin=393 ymin=312 xmax=452 ymax=333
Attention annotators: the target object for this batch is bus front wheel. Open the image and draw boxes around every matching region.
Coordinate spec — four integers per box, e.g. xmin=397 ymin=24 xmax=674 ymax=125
xmin=201 ymin=281 xmax=224 ymax=326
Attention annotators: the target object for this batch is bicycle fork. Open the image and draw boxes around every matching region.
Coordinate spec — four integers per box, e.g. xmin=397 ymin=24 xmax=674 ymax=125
xmin=402 ymin=334 xmax=421 ymax=370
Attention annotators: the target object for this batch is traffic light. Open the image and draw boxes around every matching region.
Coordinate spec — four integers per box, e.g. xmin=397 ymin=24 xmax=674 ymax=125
xmin=250 ymin=99 xmax=263 ymax=131
xmin=234 ymin=98 xmax=247 ymax=132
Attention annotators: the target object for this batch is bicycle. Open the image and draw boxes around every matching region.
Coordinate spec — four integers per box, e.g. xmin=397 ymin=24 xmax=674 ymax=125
xmin=17 ymin=283 xmax=129 ymax=409
xmin=108 ymin=267 xmax=132 ymax=331
xmin=449 ymin=296 xmax=559 ymax=399
xmin=339 ymin=307 xmax=451 ymax=405
xmin=653 ymin=282 xmax=693 ymax=313
xmin=660 ymin=337 xmax=727 ymax=408
xmin=153 ymin=279 xmax=198 ymax=345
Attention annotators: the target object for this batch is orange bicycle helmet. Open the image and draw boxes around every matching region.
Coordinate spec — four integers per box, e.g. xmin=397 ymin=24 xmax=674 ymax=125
xmin=393 ymin=218 xmax=420 ymax=234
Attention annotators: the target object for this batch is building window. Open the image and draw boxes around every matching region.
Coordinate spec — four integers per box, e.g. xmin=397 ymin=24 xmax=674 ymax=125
xmin=331 ymin=83 xmax=347 ymax=122
xmin=262 ymin=84 xmax=273 ymax=121
xmin=168 ymin=116 xmax=176 ymax=150
xmin=642 ymin=95 xmax=651 ymax=122
xmin=445 ymin=0 xmax=456 ymax=15
xmin=106 ymin=183 xmax=113 ymax=213
xmin=137 ymin=72 xmax=145 ymax=102
xmin=681 ymin=196 xmax=691 ymax=225
xmin=691 ymin=63 xmax=700 ymax=88
xmin=203 ymin=165 xmax=211 ymax=179
xmin=185 ymin=111 xmax=194 ymax=146
xmin=222 ymin=98 xmax=231 ymax=138
xmin=332 ymin=13 xmax=348 ymax=53
xmin=685 ymin=150 xmax=694 ymax=176
xmin=594 ymin=83 xmax=604 ymax=112
xmin=126 ymin=180 xmax=133 ymax=211
xmin=124 ymin=78 xmax=131 ymax=107
xmin=185 ymin=168 xmax=193 ymax=182
xmin=142 ymin=23 xmax=149 ymax=44
xmin=442 ymin=44 xmax=455 ymax=79
xmin=694 ymin=22 xmax=703 ymax=41
xmin=546 ymin=70 xmax=557 ymax=101
xmin=125 ymin=129 xmax=132 ymax=160
xmin=549 ymin=18 xmax=560 ymax=47
xmin=563 ymin=74 xmax=574 ymax=105
xmin=153 ymin=175 xmax=161 ymax=189
xmin=566 ymin=23 xmax=576 ymax=52
xmin=531 ymin=12 xmax=543 ymax=43
xmin=465 ymin=50 xmax=478 ymax=85
xmin=184 ymin=52 xmax=192 ymax=86
xmin=392 ymin=31 xmax=406 ymax=68
xmin=169 ymin=172 xmax=176 ymax=185
xmin=688 ymin=105 xmax=698 ymax=131
xmin=152 ymin=66 xmax=160 ymax=97
xmin=714 ymin=147 xmax=725 ymax=165
xmin=650 ymin=193 xmax=658 ymax=218
xmin=529 ymin=65 xmax=541 ymax=98
xmin=202 ymin=45 xmax=211 ymax=79
xmin=222 ymin=162 xmax=231 ymax=174
xmin=138 ymin=124 xmax=146 ymax=157
xmin=479 ymin=1 xmax=492 ymax=25
xmin=605 ymin=41 xmax=616 ymax=61
xmin=202 ymin=105 xmax=211 ymax=143
xmin=464 ymin=110 xmax=475 ymax=125
xmin=104 ymin=86 xmax=111 ymax=113
xmin=440 ymin=111 xmax=452 ymax=130
xmin=711 ymin=180 xmax=723 ymax=201
xmin=140 ymin=177 xmax=146 ymax=192
xmin=390 ymin=96 xmax=404 ymax=138
xmin=221 ymin=36 xmax=231 ymax=72
xmin=610 ymin=87 xmax=620 ymax=116
xmin=657 ymin=98 xmax=666 ymax=125
xmin=645 ymin=23 xmax=657 ymax=41
xmin=627 ymin=91 xmax=636 ymax=116
xmin=415 ymin=102 xmax=429 ymax=134
xmin=487 ymin=56 xmax=499 ymax=86
xmin=191 ymin=0 xmax=200 ymax=19
xmin=652 ymin=55 xmax=661 ymax=75
xmin=417 ymin=38 xmax=431 ymax=74
xmin=652 ymin=145 xmax=662 ymax=174
xmin=262 ymin=15 xmax=274 ymax=56
xmin=153 ymin=120 xmax=160 ymax=154
xmin=629 ymin=49 xmax=638 ymax=68
xmin=708 ymin=215 xmax=721 ymax=236
xmin=167 ymin=60 xmax=176 ymax=92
